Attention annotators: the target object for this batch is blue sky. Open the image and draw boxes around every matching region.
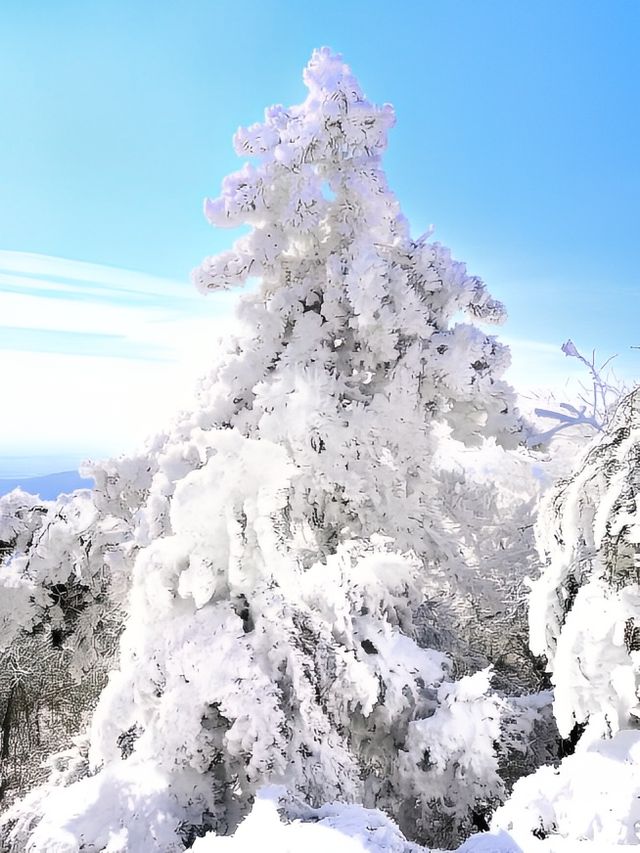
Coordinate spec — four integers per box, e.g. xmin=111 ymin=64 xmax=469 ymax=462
xmin=1 ymin=0 xmax=638 ymax=470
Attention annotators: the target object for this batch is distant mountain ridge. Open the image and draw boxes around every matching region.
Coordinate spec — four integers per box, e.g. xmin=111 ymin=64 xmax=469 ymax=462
xmin=0 ymin=470 xmax=93 ymax=500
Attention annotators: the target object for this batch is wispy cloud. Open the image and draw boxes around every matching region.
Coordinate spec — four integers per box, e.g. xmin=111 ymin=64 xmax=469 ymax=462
xmin=501 ymin=336 xmax=561 ymax=356
xmin=0 ymin=252 xmax=236 ymax=462
xmin=0 ymin=325 xmax=169 ymax=360
xmin=0 ymin=250 xmax=235 ymax=360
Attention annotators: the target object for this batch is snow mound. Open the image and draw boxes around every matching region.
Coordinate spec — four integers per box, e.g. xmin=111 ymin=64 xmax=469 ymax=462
xmin=191 ymin=787 xmax=425 ymax=853
xmin=491 ymin=729 xmax=640 ymax=848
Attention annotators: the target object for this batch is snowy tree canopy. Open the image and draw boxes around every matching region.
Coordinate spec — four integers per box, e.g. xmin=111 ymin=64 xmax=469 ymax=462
xmin=451 ymin=390 xmax=640 ymax=851
xmin=530 ymin=388 xmax=640 ymax=739
xmin=0 ymin=48 xmax=528 ymax=851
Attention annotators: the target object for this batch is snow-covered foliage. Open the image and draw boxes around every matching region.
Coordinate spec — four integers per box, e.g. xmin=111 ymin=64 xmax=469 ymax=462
xmin=427 ymin=436 xmax=547 ymax=693
xmin=456 ymin=389 xmax=640 ymax=852
xmin=0 ymin=489 xmax=50 ymax=645
xmin=0 ymin=48 xmax=544 ymax=851
xmin=0 ymin=486 xmax=124 ymax=677
xmin=0 ymin=489 xmax=122 ymax=807
xmin=0 ymin=488 xmax=50 ymax=555
xmin=530 ymin=388 xmax=640 ymax=739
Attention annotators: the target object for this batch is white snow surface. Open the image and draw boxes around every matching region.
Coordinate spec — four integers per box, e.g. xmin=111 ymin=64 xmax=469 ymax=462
xmin=491 ymin=729 xmax=640 ymax=849
xmin=191 ymin=786 xmax=425 ymax=853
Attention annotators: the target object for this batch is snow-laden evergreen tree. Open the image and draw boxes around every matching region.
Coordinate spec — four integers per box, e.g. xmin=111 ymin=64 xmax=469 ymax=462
xmin=0 ymin=489 xmax=121 ymax=808
xmin=448 ymin=388 xmax=640 ymax=850
xmin=0 ymin=49 xmax=526 ymax=850
xmin=0 ymin=489 xmax=48 ymax=554
xmin=529 ymin=387 xmax=640 ymax=741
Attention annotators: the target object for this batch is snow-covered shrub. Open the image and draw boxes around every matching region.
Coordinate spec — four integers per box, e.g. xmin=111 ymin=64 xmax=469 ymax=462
xmin=530 ymin=388 xmax=640 ymax=740
xmin=0 ymin=488 xmax=123 ymax=808
xmin=0 ymin=489 xmax=50 ymax=644
xmin=1 ymin=48 xmax=530 ymax=850
xmin=425 ymin=437 xmax=548 ymax=695
xmin=0 ymin=489 xmax=49 ymax=558
xmin=0 ymin=486 xmax=125 ymax=676
xmin=455 ymin=389 xmax=640 ymax=851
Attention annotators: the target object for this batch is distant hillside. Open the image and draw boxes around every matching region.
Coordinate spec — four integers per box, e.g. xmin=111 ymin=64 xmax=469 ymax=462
xmin=0 ymin=470 xmax=93 ymax=500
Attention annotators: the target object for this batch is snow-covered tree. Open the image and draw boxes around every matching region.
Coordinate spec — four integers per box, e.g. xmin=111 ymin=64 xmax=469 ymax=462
xmin=442 ymin=389 xmax=640 ymax=850
xmin=0 ymin=488 xmax=122 ymax=808
xmin=1 ymin=48 xmax=528 ymax=850
xmin=529 ymin=388 xmax=640 ymax=741
xmin=0 ymin=489 xmax=49 ymax=570
xmin=445 ymin=397 xmax=640 ymax=849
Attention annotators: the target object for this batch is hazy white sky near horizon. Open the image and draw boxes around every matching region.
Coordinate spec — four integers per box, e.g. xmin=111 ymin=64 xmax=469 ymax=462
xmin=0 ymin=251 xmax=237 ymax=473
xmin=0 ymin=250 xmax=600 ymax=477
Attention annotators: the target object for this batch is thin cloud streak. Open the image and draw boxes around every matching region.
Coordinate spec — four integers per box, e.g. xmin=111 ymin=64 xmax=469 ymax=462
xmin=0 ymin=252 xmax=235 ymax=461
xmin=0 ymin=250 xmax=235 ymax=360
xmin=0 ymin=326 xmax=168 ymax=360
xmin=0 ymin=251 xmax=197 ymax=299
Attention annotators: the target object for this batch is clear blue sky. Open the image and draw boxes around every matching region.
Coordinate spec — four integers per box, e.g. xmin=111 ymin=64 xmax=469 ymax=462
xmin=1 ymin=0 xmax=639 ymax=468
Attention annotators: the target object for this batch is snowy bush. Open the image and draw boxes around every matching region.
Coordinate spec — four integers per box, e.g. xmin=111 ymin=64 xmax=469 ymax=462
xmin=0 ymin=489 xmax=49 ymax=557
xmin=425 ymin=436 xmax=547 ymax=694
xmin=0 ymin=48 xmax=535 ymax=850
xmin=530 ymin=388 xmax=640 ymax=740
xmin=0 ymin=488 xmax=122 ymax=808
xmin=0 ymin=489 xmax=50 ymax=647
xmin=453 ymin=389 xmax=640 ymax=851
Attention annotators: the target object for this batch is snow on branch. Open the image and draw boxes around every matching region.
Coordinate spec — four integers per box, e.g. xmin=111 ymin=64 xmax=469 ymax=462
xmin=530 ymin=339 xmax=629 ymax=445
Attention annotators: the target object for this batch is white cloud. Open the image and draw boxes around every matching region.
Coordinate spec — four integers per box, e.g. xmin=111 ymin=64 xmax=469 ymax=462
xmin=0 ymin=250 xmax=196 ymax=299
xmin=0 ymin=252 xmax=238 ymax=462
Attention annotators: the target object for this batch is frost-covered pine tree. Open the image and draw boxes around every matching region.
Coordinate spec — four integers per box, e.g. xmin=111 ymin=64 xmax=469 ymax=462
xmin=530 ymin=387 xmax=640 ymax=741
xmin=1 ymin=49 xmax=525 ymax=850
xmin=468 ymin=388 xmax=640 ymax=850
xmin=0 ymin=488 xmax=123 ymax=809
